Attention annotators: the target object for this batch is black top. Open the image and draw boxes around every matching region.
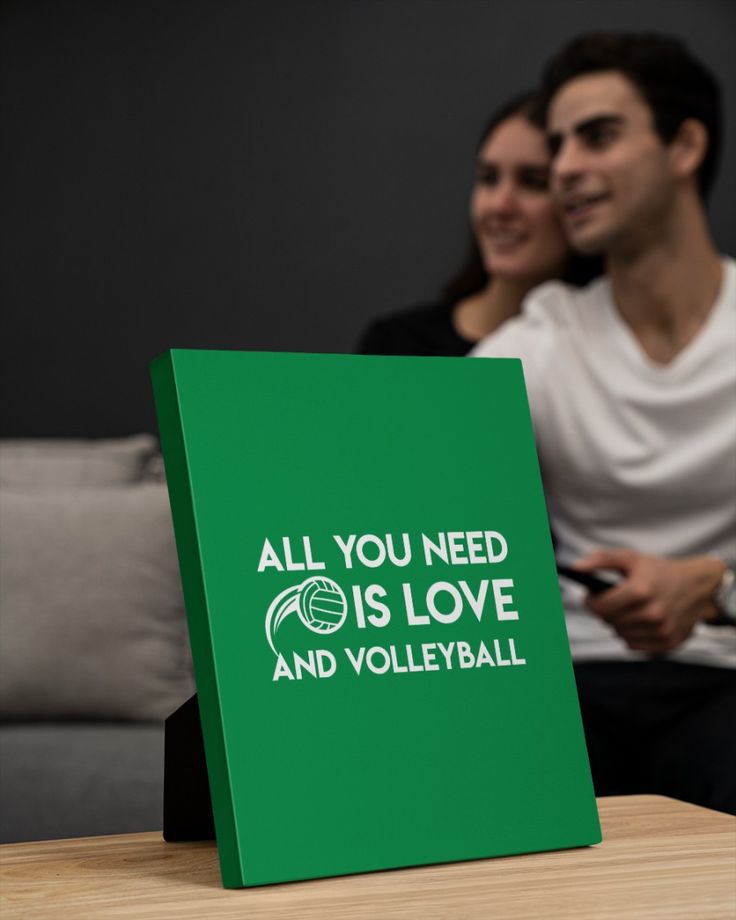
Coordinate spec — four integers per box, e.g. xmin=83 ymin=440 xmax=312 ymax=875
xmin=356 ymin=302 xmax=475 ymax=357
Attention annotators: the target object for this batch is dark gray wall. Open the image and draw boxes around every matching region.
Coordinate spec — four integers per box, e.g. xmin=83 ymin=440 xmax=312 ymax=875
xmin=2 ymin=0 xmax=734 ymax=436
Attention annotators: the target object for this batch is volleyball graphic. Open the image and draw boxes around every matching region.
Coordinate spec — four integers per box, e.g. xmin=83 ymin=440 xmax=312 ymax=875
xmin=265 ymin=576 xmax=348 ymax=654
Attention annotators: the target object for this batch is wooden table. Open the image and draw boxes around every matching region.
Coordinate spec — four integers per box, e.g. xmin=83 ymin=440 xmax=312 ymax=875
xmin=1 ymin=796 xmax=734 ymax=919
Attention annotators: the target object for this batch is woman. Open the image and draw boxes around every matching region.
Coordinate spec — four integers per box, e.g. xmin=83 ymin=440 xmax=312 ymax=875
xmin=356 ymin=92 xmax=598 ymax=356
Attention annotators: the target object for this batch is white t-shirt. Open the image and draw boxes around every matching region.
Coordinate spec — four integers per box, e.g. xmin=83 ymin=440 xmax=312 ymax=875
xmin=471 ymin=259 xmax=736 ymax=668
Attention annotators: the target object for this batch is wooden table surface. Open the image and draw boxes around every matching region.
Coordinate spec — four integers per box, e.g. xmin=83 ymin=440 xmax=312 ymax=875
xmin=1 ymin=795 xmax=734 ymax=919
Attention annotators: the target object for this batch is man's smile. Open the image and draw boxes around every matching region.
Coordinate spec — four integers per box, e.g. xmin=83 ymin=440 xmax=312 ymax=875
xmin=561 ymin=191 xmax=611 ymax=224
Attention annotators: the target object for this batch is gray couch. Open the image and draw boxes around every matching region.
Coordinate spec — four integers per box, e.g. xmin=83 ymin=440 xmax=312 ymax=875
xmin=0 ymin=436 xmax=194 ymax=843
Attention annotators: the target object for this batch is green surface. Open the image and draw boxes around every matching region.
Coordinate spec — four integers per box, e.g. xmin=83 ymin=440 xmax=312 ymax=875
xmin=151 ymin=349 xmax=600 ymax=888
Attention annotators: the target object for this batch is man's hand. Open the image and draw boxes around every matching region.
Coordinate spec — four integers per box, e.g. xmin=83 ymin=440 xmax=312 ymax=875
xmin=573 ymin=549 xmax=725 ymax=653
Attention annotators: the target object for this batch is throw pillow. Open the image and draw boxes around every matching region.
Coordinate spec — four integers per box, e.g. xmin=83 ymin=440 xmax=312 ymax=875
xmin=0 ymin=435 xmax=158 ymax=488
xmin=0 ymin=484 xmax=194 ymax=720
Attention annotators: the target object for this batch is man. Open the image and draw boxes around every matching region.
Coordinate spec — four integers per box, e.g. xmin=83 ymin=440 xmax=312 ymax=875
xmin=472 ymin=32 xmax=735 ymax=813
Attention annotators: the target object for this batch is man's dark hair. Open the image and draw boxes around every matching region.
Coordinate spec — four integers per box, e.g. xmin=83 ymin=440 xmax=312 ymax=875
xmin=540 ymin=32 xmax=722 ymax=198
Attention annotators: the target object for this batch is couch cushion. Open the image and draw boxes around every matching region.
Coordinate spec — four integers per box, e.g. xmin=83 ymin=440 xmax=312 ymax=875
xmin=0 ymin=435 xmax=158 ymax=488
xmin=0 ymin=723 xmax=165 ymax=843
xmin=0 ymin=484 xmax=194 ymax=720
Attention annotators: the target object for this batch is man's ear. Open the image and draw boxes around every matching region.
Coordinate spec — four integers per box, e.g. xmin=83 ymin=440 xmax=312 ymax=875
xmin=669 ymin=118 xmax=708 ymax=181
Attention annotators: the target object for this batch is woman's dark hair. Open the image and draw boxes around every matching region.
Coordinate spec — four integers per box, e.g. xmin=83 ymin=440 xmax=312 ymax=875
xmin=441 ymin=91 xmax=600 ymax=305
xmin=540 ymin=32 xmax=722 ymax=199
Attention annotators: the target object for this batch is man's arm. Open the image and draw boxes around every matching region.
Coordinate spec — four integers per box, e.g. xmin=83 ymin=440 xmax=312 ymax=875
xmin=573 ymin=550 xmax=727 ymax=653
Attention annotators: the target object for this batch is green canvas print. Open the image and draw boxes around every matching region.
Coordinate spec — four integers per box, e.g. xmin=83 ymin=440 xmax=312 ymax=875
xmin=151 ymin=348 xmax=600 ymax=888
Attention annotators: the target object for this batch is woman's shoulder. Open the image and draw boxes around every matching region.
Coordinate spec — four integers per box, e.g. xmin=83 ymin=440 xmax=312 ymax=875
xmin=356 ymin=302 xmax=472 ymax=357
